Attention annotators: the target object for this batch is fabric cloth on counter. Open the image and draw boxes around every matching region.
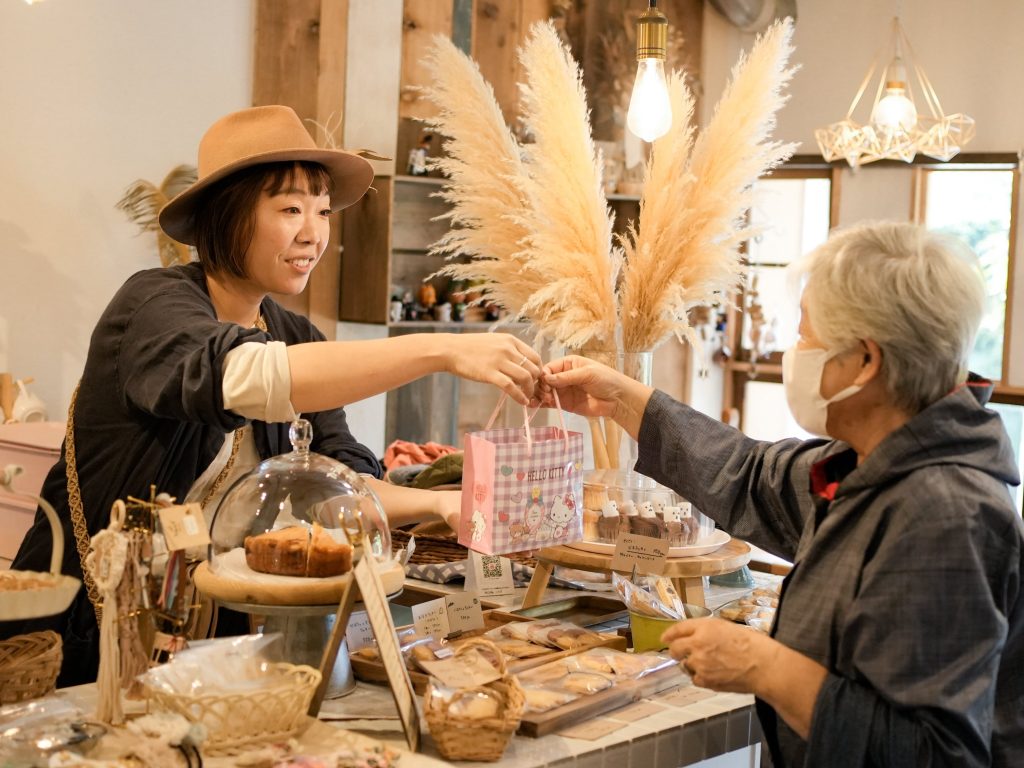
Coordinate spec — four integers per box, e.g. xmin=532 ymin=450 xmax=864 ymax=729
xmin=3 ymin=262 xmax=382 ymax=687
xmin=383 ymin=439 xmax=458 ymax=472
xmin=635 ymin=377 xmax=1023 ymax=768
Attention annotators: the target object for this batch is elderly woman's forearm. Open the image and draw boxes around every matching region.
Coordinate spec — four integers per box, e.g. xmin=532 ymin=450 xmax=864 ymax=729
xmin=612 ymin=378 xmax=655 ymax=439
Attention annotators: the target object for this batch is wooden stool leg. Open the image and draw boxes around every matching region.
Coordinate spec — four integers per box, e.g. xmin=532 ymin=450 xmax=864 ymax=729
xmin=522 ymin=561 xmax=554 ymax=608
xmin=674 ymin=576 xmax=706 ymax=608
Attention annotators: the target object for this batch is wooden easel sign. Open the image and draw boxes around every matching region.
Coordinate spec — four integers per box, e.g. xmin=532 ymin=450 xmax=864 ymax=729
xmin=311 ymin=533 xmax=421 ymax=752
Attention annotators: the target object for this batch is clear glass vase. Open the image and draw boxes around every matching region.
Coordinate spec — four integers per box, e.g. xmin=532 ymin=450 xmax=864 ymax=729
xmin=579 ymin=349 xmax=653 ymax=471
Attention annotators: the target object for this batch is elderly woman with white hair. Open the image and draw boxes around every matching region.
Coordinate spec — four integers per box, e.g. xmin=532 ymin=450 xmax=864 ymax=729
xmin=541 ymin=221 xmax=1023 ymax=767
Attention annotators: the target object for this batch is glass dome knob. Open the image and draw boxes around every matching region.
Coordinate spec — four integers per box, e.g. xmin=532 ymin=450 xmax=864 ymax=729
xmin=289 ymin=417 xmax=313 ymax=455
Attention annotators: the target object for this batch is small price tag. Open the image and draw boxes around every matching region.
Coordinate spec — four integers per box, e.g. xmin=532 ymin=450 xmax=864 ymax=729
xmin=610 ymin=533 xmax=668 ymax=576
xmin=158 ymin=504 xmax=210 ymax=551
xmin=418 ymin=650 xmax=502 ymax=689
xmin=412 ymin=598 xmax=451 ymax=639
xmin=444 ymin=592 xmax=485 ymax=634
xmin=345 ymin=610 xmax=375 ymax=651
xmin=465 ymin=551 xmax=515 ymax=597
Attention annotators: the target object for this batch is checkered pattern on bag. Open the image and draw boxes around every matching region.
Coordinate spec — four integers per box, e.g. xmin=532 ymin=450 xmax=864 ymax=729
xmin=464 ymin=424 xmax=584 ymax=555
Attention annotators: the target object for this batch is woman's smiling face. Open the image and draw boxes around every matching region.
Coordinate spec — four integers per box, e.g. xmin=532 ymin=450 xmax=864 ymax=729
xmin=243 ymin=176 xmax=331 ymax=296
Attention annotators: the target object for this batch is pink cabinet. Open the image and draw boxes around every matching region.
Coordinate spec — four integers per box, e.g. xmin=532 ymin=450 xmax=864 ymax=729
xmin=0 ymin=422 xmax=64 ymax=565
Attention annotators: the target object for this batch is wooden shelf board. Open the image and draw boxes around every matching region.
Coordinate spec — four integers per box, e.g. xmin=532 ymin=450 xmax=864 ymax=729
xmin=394 ymin=174 xmax=446 ymax=186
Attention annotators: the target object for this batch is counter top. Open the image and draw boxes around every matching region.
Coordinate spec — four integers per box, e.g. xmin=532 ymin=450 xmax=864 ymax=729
xmin=54 ymin=564 xmax=778 ymax=767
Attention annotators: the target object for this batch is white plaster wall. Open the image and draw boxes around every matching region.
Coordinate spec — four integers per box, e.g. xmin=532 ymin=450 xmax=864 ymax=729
xmin=0 ymin=0 xmax=253 ymax=417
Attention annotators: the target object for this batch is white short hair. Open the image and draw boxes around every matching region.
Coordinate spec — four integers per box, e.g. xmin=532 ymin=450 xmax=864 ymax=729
xmin=799 ymin=221 xmax=986 ymax=413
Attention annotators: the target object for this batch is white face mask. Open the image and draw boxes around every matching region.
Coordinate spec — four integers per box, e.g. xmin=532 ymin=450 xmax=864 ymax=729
xmin=782 ymin=346 xmax=863 ymax=438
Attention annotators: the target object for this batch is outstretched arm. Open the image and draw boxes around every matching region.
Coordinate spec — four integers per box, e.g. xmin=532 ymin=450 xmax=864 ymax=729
xmin=290 ymin=332 xmax=542 ymax=410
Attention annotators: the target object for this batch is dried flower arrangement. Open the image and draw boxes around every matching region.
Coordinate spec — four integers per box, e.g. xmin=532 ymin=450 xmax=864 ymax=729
xmin=116 ymin=165 xmax=197 ymax=267
xmin=423 ymin=19 xmax=797 ymax=465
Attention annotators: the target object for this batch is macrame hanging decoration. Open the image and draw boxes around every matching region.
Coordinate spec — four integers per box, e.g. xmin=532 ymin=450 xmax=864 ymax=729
xmin=85 ymin=499 xmax=151 ymax=724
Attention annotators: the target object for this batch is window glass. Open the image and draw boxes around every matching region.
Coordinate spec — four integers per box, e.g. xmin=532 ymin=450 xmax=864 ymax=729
xmin=741 ymin=380 xmax=812 ymax=442
xmin=743 ymin=177 xmax=831 ymax=358
xmin=990 ymin=402 xmax=1024 ymax=513
xmin=923 ymin=169 xmax=1014 ymax=380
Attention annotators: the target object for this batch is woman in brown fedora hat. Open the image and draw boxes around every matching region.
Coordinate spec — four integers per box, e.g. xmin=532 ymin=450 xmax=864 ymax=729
xmin=3 ymin=106 xmax=543 ymax=685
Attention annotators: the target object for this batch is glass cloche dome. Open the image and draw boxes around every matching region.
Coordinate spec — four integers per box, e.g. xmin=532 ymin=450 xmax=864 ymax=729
xmin=208 ymin=418 xmax=392 ymax=580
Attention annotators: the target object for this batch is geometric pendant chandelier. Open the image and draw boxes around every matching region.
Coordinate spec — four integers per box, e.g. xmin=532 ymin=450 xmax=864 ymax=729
xmin=815 ymin=14 xmax=975 ymax=168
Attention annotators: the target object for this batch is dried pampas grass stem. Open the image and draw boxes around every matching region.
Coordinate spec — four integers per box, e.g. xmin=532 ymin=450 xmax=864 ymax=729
xmin=620 ymin=18 xmax=798 ymax=353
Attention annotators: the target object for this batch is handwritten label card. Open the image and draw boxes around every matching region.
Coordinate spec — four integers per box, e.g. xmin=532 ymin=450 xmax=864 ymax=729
xmin=445 ymin=592 xmax=485 ymax=634
xmin=465 ymin=551 xmax=515 ymax=597
xmin=412 ymin=598 xmax=451 ymax=639
xmin=610 ymin=533 xmax=668 ymax=576
xmin=158 ymin=504 xmax=210 ymax=551
xmin=344 ymin=610 xmax=374 ymax=652
xmin=418 ymin=649 xmax=502 ymax=689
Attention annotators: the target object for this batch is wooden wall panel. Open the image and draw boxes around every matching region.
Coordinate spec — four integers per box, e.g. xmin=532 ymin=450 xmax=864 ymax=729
xmin=340 ymin=176 xmax=393 ymax=324
xmin=399 ymin=0 xmax=453 ymax=121
xmin=253 ymin=0 xmax=350 ymax=336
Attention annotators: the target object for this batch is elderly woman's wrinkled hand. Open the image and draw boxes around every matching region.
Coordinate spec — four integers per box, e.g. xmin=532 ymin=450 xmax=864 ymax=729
xmin=537 ymin=356 xmax=622 ymax=418
xmin=661 ymin=617 xmax=777 ymax=694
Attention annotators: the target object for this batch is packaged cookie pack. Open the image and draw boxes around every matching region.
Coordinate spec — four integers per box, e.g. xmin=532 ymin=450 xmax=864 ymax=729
xmin=613 ymin=572 xmax=686 ymax=620
xmin=484 ymin=618 xmax=606 ymax=651
xmin=517 ymin=646 xmax=676 ymax=713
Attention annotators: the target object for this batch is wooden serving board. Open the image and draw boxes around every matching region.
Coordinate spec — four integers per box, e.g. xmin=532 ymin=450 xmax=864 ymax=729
xmin=350 ymin=611 xmax=627 ymax=694
xmin=518 ymin=664 xmax=684 ymax=737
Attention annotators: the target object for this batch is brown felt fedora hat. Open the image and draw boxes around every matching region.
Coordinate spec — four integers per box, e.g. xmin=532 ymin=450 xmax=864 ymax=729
xmin=159 ymin=105 xmax=374 ymax=245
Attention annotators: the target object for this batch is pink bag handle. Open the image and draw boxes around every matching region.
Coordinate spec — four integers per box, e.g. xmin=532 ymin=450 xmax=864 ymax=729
xmin=484 ymin=389 xmax=571 ymax=456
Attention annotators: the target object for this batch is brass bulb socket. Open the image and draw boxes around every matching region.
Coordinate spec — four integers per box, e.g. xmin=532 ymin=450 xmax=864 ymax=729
xmin=635 ymin=6 xmax=668 ymax=61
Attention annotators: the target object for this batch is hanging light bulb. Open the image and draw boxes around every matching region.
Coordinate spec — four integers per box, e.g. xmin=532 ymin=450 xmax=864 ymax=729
xmin=627 ymin=1 xmax=672 ymax=143
xmin=871 ymin=56 xmax=917 ymax=131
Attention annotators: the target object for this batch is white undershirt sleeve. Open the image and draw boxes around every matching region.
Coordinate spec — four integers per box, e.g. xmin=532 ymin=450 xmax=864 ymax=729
xmin=222 ymin=341 xmax=298 ymax=423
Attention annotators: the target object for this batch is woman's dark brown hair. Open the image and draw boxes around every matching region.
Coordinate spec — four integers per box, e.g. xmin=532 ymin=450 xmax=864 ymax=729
xmin=191 ymin=161 xmax=333 ymax=279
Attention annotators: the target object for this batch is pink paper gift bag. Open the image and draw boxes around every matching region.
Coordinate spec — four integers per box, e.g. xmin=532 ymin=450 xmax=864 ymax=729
xmin=459 ymin=395 xmax=584 ymax=555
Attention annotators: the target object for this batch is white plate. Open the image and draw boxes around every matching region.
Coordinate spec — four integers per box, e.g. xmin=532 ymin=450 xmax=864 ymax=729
xmin=564 ymin=528 xmax=731 ymax=558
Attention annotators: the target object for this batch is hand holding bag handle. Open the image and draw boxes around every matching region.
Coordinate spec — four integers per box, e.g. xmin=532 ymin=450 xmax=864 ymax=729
xmin=483 ymin=388 xmax=571 ymax=457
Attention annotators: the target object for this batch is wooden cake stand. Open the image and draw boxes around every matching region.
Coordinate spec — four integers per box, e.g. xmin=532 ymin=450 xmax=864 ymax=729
xmin=522 ymin=539 xmax=752 ymax=609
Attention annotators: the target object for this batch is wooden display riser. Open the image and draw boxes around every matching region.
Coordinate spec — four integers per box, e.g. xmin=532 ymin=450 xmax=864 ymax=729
xmin=522 ymin=539 xmax=752 ymax=609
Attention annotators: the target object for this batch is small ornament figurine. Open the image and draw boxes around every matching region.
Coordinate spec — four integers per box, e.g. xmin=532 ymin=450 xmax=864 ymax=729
xmin=407 ymin=133 xmax=433 ymax=176
xmin=436 ymin=302 xmax=453 ymax=323
xmin=389 ymin=296 xmax=403 ymax=324
xmin=402 ymin=290 xmax=419 ymax=321
xmin=419 ymin=282 xmax=437 ymax=314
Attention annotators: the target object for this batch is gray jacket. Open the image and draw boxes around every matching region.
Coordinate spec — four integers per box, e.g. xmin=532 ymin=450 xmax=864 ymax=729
xmin=635 ymin=380 xmax=1022 ymax=767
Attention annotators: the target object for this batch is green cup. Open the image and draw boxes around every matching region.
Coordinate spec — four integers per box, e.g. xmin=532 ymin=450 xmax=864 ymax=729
xmin=629 ymin=604 xmax=712 ymax=652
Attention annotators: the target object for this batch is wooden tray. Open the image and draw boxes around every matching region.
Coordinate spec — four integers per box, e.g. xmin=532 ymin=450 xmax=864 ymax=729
xmin=518 ymin=664 xmax=684 ymax=737
xmin=495 ymin=594 xmax=628 ymax=627
xmin=350 ymin=610 xmax=627 ymax=694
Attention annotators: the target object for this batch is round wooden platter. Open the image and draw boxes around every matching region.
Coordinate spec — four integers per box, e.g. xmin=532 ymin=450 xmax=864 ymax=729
xmin=533 ymin=538 xmax=752 ymax=578
xmin=192 ymin=557 xmax=405 ymax=606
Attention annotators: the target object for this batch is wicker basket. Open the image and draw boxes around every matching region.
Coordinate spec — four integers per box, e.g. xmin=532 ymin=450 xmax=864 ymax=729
xmin=0 ymin=630 xmax=62 ymax=704
xmin=143 ymin=662 xmax=321 ymax=755
xmin=391 ymin=528 xmax=537 ymax=569
xmin=424 ymin=638 xmax=525 ymax=761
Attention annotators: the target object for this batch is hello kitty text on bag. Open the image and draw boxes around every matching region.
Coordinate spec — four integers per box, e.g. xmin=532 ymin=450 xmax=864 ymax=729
xmin=459 ymin=393 xmax=584 ymax=555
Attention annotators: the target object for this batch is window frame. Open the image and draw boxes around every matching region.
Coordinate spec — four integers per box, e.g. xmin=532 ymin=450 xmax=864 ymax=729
xmin=910 ymin=156 xmax=1022 ymax=406
xmin=721 ymin=162 xmax=841 ymax=427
